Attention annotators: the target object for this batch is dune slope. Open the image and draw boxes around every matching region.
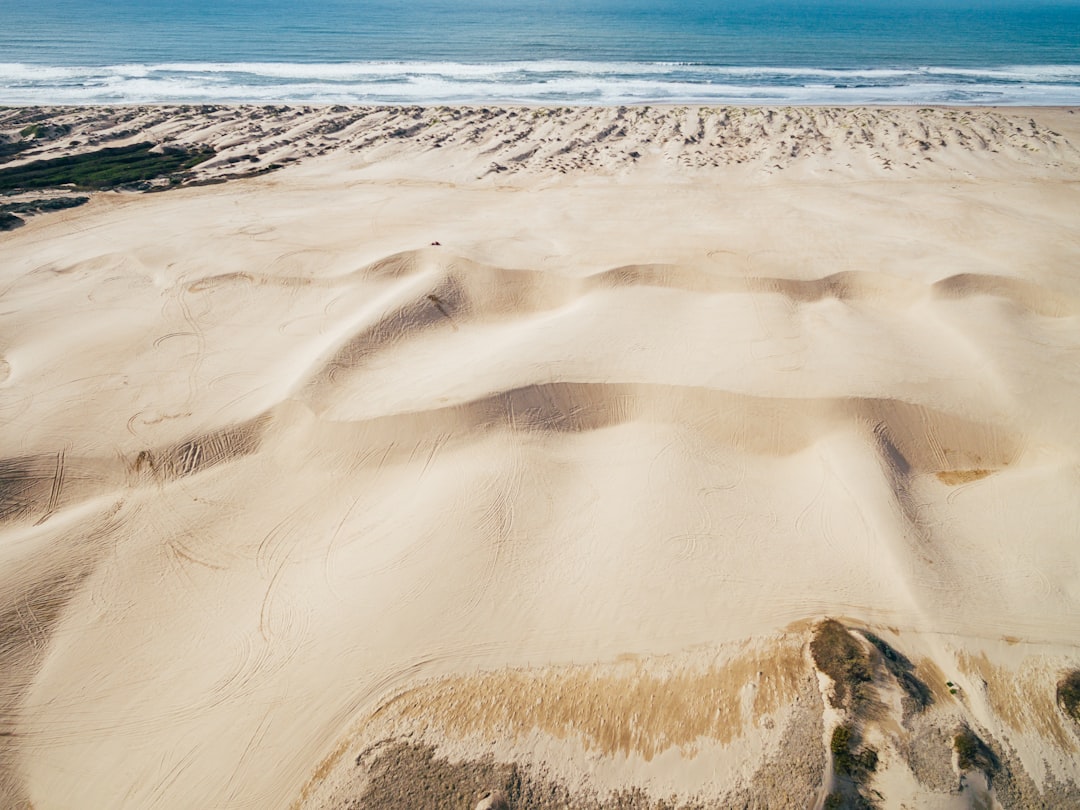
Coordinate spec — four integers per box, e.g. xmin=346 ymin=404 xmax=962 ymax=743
xmin=1 ymin=106 xmax=1080 ymax=809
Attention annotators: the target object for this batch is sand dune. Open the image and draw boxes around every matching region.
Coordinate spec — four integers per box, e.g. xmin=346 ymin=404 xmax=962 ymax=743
xmin=2 ymin=104 xmax=1079 ymax=186
xmin=1 ymin=106 xmax=1080 ymax=809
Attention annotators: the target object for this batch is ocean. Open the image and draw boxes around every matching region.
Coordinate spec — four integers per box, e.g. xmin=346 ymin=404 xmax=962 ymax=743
xmin=2 ymin=0 xmax=1080 ymax=105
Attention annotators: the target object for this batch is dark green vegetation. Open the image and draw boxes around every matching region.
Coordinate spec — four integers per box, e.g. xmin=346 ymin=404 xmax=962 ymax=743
xmin=824 ymin=790 xmax=876 ymax=810
xmin=0 ymin=196 xmax=90 ymax=232
xmin=954 ymin=727 xmax=998 ymax=774
xmin=862 ymin=632 xmax=932 ymax=713
xmin=0 ymin=196 xmax=88 ymax=215
xmin=0 ymin=140 xmax=34 ymax=162
xmin=811 ymin=622 xmax=883 ymax=809
xmin=0 ymin=142 xmax=214 ymax=192
xmin=831 ymin=725 xmax=879 ymax=778
xmin=1058 ymin=670 xmax=1080 ymax=722
xmin=827 ymin=725 xmax=880 ymax=809
xmin=810 ymin=620 xmax=874 ymax=710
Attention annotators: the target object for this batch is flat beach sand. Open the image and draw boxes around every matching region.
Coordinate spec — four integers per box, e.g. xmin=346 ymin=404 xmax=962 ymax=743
xmin=2 ymin=105 xmax=1080 ymax=808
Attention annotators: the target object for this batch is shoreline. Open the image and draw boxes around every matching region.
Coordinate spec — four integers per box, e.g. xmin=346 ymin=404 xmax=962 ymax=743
xmin=5 ymin=58 xmax=1080 ymax=107
xmin=4 ymin=101 xmax=1080 ymax=110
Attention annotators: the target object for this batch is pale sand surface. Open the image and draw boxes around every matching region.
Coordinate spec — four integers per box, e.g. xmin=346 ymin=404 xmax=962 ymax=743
xmin=1 ymin=105 xmax=1080 ymax=808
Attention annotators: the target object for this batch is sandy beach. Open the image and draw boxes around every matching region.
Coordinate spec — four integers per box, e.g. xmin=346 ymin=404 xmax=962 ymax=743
xmin=2 ymin=104 xmax=1080 ymax=809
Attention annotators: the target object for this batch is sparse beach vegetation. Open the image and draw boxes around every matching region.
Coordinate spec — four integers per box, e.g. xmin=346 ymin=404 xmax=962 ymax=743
xmin=0 ymin=195 xmax=89 ymax=215
xmin=0 ymin=140 xmax=32 ymax=161
xmin=824 ymin=790 xmax=876 ymax=810
xmin=828 ymin=724 xmax=880 ymax=809
xmin=861 ymin=631 xmax=932 ymax=712
xmin=831 ymin=724 xmax=879 ymax=779
xmin=354 ymin=742 xmax=717 ymax=810
xmin=811 ymin=620 xmax=874 ymax=710
xmin=954 ymin=727 xmax=998 ymax=773
xmin=0 ymin=142 xmax=214 ymax=192
xmin=0 ymin=211 xmax=24 ymax=230
xmin=1057 ymin=670 xmax=1080 ymax=721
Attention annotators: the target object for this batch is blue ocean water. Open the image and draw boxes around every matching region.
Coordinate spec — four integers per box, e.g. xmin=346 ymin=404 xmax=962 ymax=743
xmin=2 ymin=0 xmax=1080 ymax=104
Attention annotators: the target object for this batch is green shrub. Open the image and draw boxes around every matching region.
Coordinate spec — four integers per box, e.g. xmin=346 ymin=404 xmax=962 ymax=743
xmin=0 ymin=139 xmax=34 ymax=161
xmin=831 ymin=724 xmax=878 ymax=778
xmin=824 ymin=786 xmax=877 ymax=809
xmin=0 ymin=142 xmax=214 ymax=192
xmin=831 ymin=725 xmax=852 ymax=759
xmin=0 ymin=196 xmax=89 ymax=215
xmin=1057 ymin=670 xmax=1080 ymax=721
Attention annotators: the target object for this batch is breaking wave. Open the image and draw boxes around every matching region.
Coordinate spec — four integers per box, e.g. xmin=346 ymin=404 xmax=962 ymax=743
xmin=3 ymin=61 xmax=1080 ymax=105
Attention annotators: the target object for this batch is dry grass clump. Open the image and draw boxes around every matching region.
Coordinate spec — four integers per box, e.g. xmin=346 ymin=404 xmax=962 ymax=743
xmin=935 ymin=470 xmax=992 ymax=485
xmin=830 ymin=725 xmax=879 ymax=779
xmin=826 ymin=724 xmax=880 ymax=809
xmin=810 ymin=620 xmax=874 ymax=710
xmin=953 ymin=727 xmax=999 ymax=774
xmin=371 ymin=641 xmax=803 ymax=761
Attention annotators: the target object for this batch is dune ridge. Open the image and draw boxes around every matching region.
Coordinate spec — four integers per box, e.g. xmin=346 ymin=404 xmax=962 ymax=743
xmin=1 ymin=107 xmax=1080 ymax=809
xmin=3 ymin=105 xmax=1079 ymax=187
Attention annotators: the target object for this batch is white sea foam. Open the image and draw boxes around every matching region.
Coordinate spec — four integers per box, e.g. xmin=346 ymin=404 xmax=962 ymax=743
xmin=2 ymin=62 xmax=1080 ymax=105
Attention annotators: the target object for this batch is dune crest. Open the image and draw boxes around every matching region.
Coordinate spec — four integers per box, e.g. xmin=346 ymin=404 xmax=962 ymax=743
xmin=3 ymin=105 xmax=1079 ymax=186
